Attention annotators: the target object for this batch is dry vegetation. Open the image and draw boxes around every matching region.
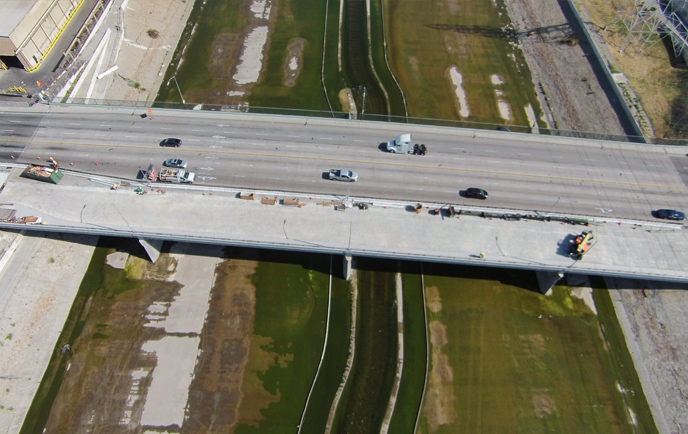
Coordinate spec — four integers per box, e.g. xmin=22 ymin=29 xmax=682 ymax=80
xmin=581 ymin=0 xmax=688 ymax=138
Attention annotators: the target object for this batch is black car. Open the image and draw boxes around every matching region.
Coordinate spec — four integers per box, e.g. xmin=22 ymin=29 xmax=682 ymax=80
xmin=465 ymin=188 xmax=488 ymax=200
xmin=655 ymin=209 xmax=686 ymax=221
xmin=160 ymin=138 xmax=182 ymax=147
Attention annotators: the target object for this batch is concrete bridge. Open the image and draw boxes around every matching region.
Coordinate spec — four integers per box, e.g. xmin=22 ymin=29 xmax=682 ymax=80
xmin=1 ymin=165 xmax=687 ymax=293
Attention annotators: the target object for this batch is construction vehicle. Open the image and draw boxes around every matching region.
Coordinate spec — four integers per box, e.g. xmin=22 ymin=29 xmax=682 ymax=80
xmin=386 ymin=134 xmax=427 ymax=155
xmin=158 ymin=168 xmax=195 ymax=183
xmin=570 ymin=231 xmax=593 ymax=260
xmin=20 ymin=164 xmax=64 ymax=184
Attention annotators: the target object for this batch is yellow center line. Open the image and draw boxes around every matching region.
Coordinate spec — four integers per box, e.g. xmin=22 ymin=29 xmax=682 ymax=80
xmin=7 ymin=138 xmax=685 ymax=190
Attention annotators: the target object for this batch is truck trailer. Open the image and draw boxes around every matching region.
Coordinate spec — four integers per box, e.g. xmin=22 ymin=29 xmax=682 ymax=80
xmin=158 ymin=168 xmax=195 ymax=183
xmin=20 ymin=164 xmax=64 ymax=184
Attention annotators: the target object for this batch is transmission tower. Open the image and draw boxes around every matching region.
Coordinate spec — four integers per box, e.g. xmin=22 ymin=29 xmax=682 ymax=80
xmin=616 ymin=0 xmax=688 ymax=60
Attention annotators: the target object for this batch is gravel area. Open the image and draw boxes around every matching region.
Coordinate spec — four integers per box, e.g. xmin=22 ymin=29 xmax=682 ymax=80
xmin=607 ymin=279 xmax=688 ymax=434
xmin=504 ymin=0 xmax=627 ymax=136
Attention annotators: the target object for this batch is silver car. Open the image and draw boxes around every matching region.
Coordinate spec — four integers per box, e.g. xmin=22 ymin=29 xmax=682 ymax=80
xmin=163 ymin=158 xmax=187 ymax=168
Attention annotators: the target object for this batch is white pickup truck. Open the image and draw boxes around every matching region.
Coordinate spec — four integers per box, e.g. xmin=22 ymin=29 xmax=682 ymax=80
xmin=329 ymin=169 xmax=358 ymax=182
xmin=159 ymin=168 xmax=195 ymax=183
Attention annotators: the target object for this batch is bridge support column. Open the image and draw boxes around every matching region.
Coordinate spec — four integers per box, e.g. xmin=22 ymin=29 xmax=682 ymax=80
xmin=536 ymin=270 xmax=564 ymax=295
xmin=343 ymin=253 xmax=352 ymax=281
xmin=139 ymin=238 xmax=163 ymax=262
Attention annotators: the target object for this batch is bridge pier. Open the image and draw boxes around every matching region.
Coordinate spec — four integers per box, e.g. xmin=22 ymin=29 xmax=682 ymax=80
xmin=139 ymin=238 xmax=163 ymax=262
xmin=343 ymin=253 xmax=352 ymax=281
xmin=536 ymin=270 xmax=564 ymax=295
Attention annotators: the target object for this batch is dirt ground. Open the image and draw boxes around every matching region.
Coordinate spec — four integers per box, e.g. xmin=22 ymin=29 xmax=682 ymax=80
xmin=504 ymin=0 xmax=628 ymax=136
xmin=183 ymin=257 xmax=258 ymax=432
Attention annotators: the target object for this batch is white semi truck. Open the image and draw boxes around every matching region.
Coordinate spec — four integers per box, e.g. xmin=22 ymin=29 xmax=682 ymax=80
xmin=386 ymin=133 xmax=427 ymax=155
xmin=159 ymin=168 xmax=195 ymax=183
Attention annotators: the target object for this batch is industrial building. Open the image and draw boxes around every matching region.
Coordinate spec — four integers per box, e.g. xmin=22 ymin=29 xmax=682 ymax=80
xmin=0 ymin=0 xmax=84 ymax=71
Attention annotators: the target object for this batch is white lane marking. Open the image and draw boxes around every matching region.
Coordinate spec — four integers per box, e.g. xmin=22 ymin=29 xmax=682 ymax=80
xmin=485 ymin=150 xmax=496 ymax=153
xmin=160 ymin=127 xmax=172 ymax=130
xmin=212 ymin=135 xmax=226 ymax=139
xmin=95 ymin=134 xmax=107 ymax=137
xmin=131 ymin=126 xmax=141 ymax=129
xmin=99 ymin=125 xmax=111 ymax=127
xmin=518 ymin=153 xmax=530 ymax=156
xmin=584 ymin=159 xmax=596 ymax=162
xmin=199 ymin=167 xmax=214 ymax=171
xmin=286 ymin=145 xmax=297 ymax=148
xmin=36 ymin=130 xmax=45 ymax=134
xmin=647 ymin=164 xmax=662 ymax=167
xmin=552 ymin=156 xmax=563 ymax=159
xmin=64 ymin=132 xmax=76 ymax=135
xmin=2 ymin=130 xmax=13 ymax=132
xmin=288 ymin=135 xmax=301 ymax=138
xmin=192 ymin=129 xmax=204 ymax=132
xmin=69 ymin=123 xmax=80 ymax=126
xmin=319 ymin=137 xmax=333 ymax=140
xmin=354 ymin=139 xmax=365 ymax=142
xmin=9 ymin=121 xmax=20 ymax=123
xmin=188 ymin=139 xmax=200 ymax=142
xmin=256 ymin=133 xmax=269 ymax=136
xmin=252 ymin=143 xmax=265 ymax=146
xmin=125 ymin=136 xmax=137 ymax=138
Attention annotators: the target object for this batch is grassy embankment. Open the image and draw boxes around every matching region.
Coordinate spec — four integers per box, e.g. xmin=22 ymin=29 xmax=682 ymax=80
xmin=247 ymin=0 xmax=331 ymax=111
xmin=156 ymin=0 xmax=334 ymax=112
xmin=157 ymin=0 xmax=246 ymax=105
xmin=233 ymin=251 xmax=333 ymax=433
xmin=417 ymin=264 xmax=657 ymax=434
xmin=385 ymin=0 xmax=543 ymax=128
xmin=387 ymin=265 xmax=428 ymax=432
xmin=299 ymin=267 xmax=352 ymax=433
xmin=333 ymin=261 xmax=398 ymax=432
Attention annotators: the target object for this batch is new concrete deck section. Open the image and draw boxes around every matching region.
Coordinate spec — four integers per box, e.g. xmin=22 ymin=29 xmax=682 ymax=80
xmin=0 ymin=166 xmax=686 ymax=282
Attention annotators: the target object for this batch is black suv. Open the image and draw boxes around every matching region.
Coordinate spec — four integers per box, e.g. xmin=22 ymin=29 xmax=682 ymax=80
xmin=465 ymin=188 xmax=488 ymax=200
xmin=655 ymin=209 xmax=686 ymax=220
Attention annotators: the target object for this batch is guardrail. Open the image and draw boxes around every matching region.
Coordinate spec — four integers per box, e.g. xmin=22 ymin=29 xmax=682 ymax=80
xmin=4 ymin=97 xmax=685 ymax=146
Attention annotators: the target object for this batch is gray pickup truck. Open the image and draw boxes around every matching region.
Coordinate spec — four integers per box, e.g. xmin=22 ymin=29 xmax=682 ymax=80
xmin=329 ymin=169 xmax=358 ymax=182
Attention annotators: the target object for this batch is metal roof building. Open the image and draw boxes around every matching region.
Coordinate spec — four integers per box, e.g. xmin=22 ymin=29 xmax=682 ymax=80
xmin=0 ymin=0 xmax=83 ymax=71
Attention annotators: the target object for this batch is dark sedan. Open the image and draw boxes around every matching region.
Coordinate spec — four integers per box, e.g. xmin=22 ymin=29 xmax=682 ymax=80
xmin=654 ymin=209 xmax=686 ymax=221
xmin=159 ymin=138 xmax=182 ymax=147
xmin=465 ymin=188 xmax=488 ymax=200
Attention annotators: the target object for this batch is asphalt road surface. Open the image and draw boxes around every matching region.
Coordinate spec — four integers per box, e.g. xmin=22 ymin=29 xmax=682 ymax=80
xmin=2 ymin=105 xmax=687 ymax=221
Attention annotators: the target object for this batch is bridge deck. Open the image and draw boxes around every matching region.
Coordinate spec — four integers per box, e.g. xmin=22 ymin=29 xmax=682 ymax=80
xmin=1 ymin=167 xmax=687 ymax=283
